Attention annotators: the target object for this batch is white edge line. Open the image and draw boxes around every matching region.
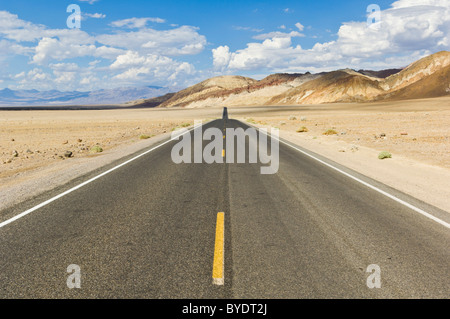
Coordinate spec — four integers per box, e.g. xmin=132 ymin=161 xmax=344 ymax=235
xmin=3 ymin=119 xmax=447 ymax=230
xmin=0 ymin=123 xmax=205 ymax=229
xmin=250 ymin=122 xmax=450 ymax=230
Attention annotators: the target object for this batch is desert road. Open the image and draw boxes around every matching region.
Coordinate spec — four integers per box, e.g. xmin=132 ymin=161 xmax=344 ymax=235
xmin=0 ymin=115 xmax=448 ymax=298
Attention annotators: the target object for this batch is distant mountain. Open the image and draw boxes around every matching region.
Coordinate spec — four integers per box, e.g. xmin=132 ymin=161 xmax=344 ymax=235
xmin=0 ymin=86 xmax=176 ymax=106
xmin=131 ymin=51 xmax=449 ymax=108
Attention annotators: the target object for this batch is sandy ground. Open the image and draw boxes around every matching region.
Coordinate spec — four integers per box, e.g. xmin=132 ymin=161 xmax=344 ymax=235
xmin=235 ymin=97 xmax=450 ymax=213
xmin=239 ymin=97 xmax=450 ymax=169
xmin=0 ymin=108 xmax=219 ymax=182
xmin=1 ymin=97 xmax=449 ymax=213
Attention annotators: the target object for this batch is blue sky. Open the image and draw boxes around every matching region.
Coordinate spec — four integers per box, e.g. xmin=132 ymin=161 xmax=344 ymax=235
xmin=0 ymin=0 xmax=449 ymax=91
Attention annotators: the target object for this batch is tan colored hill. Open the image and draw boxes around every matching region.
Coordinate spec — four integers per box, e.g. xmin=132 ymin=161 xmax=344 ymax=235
xmin=132 ymin=51 xmax=450 ymax=108
xmin=382 ymin=51 xmax=450 ymax=92
xmin=159 ymin=73 xmax=320 ymax=108
xmin=159 ymin=75 xmax=257 ymax=107
xmin=381 ymin=64 xmax=450 ymax=100
xmin=267 ymin=70 xmax=385 ymax=105
xmin=269 ymin=51 xmax=450 ymax=105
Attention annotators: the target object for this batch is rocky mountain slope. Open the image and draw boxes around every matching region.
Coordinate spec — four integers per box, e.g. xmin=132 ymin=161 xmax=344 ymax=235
xmin=134 ymin=51 xmax=449 ymax=108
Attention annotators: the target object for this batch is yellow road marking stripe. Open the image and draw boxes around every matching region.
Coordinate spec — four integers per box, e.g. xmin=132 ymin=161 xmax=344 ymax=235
xmin=212 ymin=212 xmax=224 ymax=285
xmin=222 ymin=149 xmax=225 ymax=157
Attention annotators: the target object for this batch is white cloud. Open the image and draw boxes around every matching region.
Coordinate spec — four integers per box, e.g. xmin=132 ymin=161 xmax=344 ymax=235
xmin=0 ymin=9 xmax=206 ymax=90
xmin=0 ymin=39 xmax=32 ymax=57
xmin=252 ymin=31 xmax=304 ymax=40
xmin=13 ymin=71 xmax=25 ymax=79
xmin=32 ymin=37 xmax=124 ymax=64
xmin=110 ymin=50 xmax=195 ymax=84
xmin=27 ymin=68 xmax=50 ymax=81
xmin=78 ymin=0 xmax=99 ymax=4
xmin=295 ymin=22 xmax=304 ymax=31
xmin=233 ymin=26 xmax=264 ymax=32
xmin=49 ymin=63 xmax=80 ymax=72
xmin=212 ymin=45 xmax=231 ymax=69
xmin=80 ymin=76 xmax=98 ymax=85
xmin=110 ymin=17 xmax=166 ymax=29
xmin=55 ymin=72 xmax=76 ymax=84
xmin=84 ymin=13 xmax=106 ymax=19
xmin=0 ymin=11 xmax=95 ymax=45
xmin=97 ymin=26 xmax=206 ymax=56
xmin=214 ymin=0 xmax=450 ymax=72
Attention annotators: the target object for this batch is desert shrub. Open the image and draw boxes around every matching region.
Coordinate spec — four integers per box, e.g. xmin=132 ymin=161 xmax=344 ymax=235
xmin=90 ymin=145 xmax=103 ymax=153
xmin=296 ymin=126 xmax=308 ymax=133
xmin=378 ymin=151 xmax=392 ymax=159
xmin=323 ymin=129 xmax=338 ymax=135
xmin=139 ymin=135 xmax=151 ymax=139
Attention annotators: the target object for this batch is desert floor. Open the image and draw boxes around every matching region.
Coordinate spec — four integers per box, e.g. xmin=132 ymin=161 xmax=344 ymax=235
xmin=1 ymin=96 xmax=449 ymax=212
xmin=238 ymin=96 xmax=450 ymax=169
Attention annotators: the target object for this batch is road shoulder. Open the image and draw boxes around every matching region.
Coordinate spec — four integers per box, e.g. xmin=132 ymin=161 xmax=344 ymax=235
xmin=245 ymin=118 xmax=450 ymax=214
xmin=0 ymin=131 xmax=173 ymax=214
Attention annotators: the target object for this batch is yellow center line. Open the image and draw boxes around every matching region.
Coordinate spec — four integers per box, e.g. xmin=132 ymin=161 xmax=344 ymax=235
xmin=212 ymin=212 xmax=224 ymax=285
xmin=222 ymin=149 xmax=225 ymax=157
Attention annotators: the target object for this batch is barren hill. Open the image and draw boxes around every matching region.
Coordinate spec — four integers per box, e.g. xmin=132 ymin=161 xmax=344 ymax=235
xmin=267 ymin=70 xmax=384 ymax=105
xmin=381 ymin=64 xmax=450 ymax=100
xmin=159 ymin=75 xmax=257 ymax=107
xmin=381 ymin=51 xmax=450 ymax=92
xmin=132 ymin=51 xmax=450 ymax=108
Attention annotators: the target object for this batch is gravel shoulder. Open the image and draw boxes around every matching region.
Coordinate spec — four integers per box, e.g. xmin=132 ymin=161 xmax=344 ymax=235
xmin=239 ymin=98 xmax=450 ymax=213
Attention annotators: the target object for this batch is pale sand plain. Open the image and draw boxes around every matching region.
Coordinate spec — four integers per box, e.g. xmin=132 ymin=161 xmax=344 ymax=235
xmin=1 ymin=96 xmax=449 ymax=213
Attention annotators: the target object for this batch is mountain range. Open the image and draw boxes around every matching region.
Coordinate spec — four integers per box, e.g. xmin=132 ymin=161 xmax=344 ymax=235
xmin=1 ymin=51 xmax=448 ymax=108
xmin=132 ymin=51 xmax=450 ymax=108
xmin=0 ymin=86 xmax=176 ymax=106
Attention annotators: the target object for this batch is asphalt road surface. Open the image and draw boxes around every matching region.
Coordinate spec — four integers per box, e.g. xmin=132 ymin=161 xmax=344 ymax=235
xmin=0 ymin=115 xmax=448 ymax=298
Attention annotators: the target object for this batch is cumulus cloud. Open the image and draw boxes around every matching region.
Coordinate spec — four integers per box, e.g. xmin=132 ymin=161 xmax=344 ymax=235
xmin=0 ymin=11 xmax=97 ymax=44
xmin=110 ymin=50 xmax=195 ymax=85
xmin=32 ymin=37 xmax=124 ymax=64
xmin=97 ymin=25 xmax=206 ymax=56
xmin=213 ymin=0 xmax=450 ymax=72
xmin=0 ymin=10 xmax=206 ymax=90
xmin=212 ymin=45 xmax=231 ymax=69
